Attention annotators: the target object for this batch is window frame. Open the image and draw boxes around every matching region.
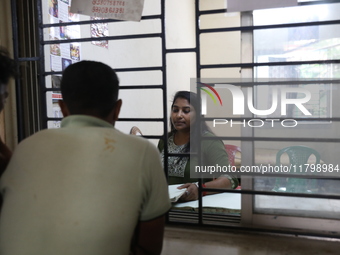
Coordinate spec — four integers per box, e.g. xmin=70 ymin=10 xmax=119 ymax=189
xmin=11 ymin=0 xmax=340 ymax=238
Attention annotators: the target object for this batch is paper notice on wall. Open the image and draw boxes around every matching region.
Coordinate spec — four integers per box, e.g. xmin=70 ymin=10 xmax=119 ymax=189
xmin=70 ymin=0 xmax=145 ymax=22
xmin=91 ymin=17 xmax=109 ymax=49
xmin=48 ymin=0 xmax=81 ymax=72
xmin=227 ymin=0 xmax=297 ymax=12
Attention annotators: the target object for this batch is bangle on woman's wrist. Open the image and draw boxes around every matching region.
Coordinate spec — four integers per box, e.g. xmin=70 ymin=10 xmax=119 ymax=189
xmin=202 ymin=183 xmax=207 ymax=196
xmin=193 ymin=182 xmax=207 ymax=196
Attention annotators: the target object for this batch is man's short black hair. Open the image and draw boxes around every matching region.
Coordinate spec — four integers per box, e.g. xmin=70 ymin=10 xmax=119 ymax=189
xmin=0 ymin=47 xmax=16 ymax=85
xmin=60 ymin=61 xmax=119 ymax=118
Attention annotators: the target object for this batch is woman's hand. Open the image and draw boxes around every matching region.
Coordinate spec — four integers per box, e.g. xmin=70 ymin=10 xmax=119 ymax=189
xmin=177 ymin=183 xmax=198 ymax=202
xmin=176 ymin=177 xmax=232 ymax=202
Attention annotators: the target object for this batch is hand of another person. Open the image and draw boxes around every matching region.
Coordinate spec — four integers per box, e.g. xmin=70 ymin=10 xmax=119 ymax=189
xmin=177 ymin=183 xmax=198 ymax=202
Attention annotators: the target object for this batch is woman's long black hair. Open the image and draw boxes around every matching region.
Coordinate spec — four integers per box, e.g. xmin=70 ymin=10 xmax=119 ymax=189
xmin=169 ymin=91 xmax=212 ymax=152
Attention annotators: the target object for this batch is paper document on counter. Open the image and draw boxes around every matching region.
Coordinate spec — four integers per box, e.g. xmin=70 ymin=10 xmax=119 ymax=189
xmin=172 ymin=192 xmax=241 ymax=210
xmin=168 ymin=184 xmax=187 ymax=203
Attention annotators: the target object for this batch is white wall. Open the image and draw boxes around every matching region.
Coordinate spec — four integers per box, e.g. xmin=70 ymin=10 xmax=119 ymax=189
xmin=42 ymin=0 xmax=242 ymax=144
xmin=41 ymin=1 xmax=340 ymax=165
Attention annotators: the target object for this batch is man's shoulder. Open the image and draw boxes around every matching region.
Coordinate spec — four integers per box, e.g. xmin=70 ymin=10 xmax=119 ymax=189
xmin=18 ymin=128 xmax=59 ymax=142
xmin=17 ymin=126 xmax=158 ymax=155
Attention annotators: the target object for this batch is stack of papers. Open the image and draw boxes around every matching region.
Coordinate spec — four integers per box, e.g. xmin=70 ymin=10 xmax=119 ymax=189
xmin=168 ymin=184 xmax=187 ymax=202
xmin=168 ymin=184 xmax=241 ymax=210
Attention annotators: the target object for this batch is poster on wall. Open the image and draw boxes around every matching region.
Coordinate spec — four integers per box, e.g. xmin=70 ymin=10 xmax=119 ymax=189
xmin=48 ymin=0 xmax=82 ymax=127
xmin=70 ymin=0 xmax=145 ymax=22
xmin=48 ymin=0 xmax=81 ymax=73
xmin=51 ymin=75 xmax=62 ymax=128
xmin=91 ymin=17 xmax=109 ymax=49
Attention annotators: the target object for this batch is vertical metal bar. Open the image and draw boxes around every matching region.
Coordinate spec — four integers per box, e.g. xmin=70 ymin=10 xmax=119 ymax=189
xmin=36 ymin=0 xmax=48 ymax=130
xmin=160 ymin=0 xmax=169 ymax=222
xmin=195 ymin=0 xmax=203 ymax=225
xmin=160 ymin=0 xmax=168 ymax=168
xmin=11 ymin=0 xmax=25 ymax=142
xmin=240 ymin=11 xmax=255 ymax=226
xmin=28 ymin=0 xmax=40 ymax=133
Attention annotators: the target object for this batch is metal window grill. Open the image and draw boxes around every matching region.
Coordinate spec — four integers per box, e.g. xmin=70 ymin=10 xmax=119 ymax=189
xmin=9 ymin=0 xmax=340 ymax=238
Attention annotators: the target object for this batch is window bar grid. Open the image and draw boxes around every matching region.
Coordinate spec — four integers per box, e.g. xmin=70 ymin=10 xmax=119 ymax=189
xmin=14 ymin=0 xmax=340 ymax=236
xmin=194 ymin=0 xmax=340 ymax=231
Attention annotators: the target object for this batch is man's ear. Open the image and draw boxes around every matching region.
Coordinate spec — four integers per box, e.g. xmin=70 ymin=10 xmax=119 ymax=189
xmin=113 ymin=99 xmax=122 ymax=121
xmin=58 ymin=100 xmax=70 ymax=117
xmin=109 ymin=99 xmax=122 ymax=125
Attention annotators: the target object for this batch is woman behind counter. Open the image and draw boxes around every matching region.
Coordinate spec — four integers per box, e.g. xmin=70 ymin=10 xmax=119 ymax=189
xmin=158 ymin=91 xmax=239 ymax=202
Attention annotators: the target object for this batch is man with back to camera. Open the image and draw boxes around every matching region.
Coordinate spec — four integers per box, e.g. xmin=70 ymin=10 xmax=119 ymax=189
xmin=0 ymin=60 xmax=171 ymax=255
